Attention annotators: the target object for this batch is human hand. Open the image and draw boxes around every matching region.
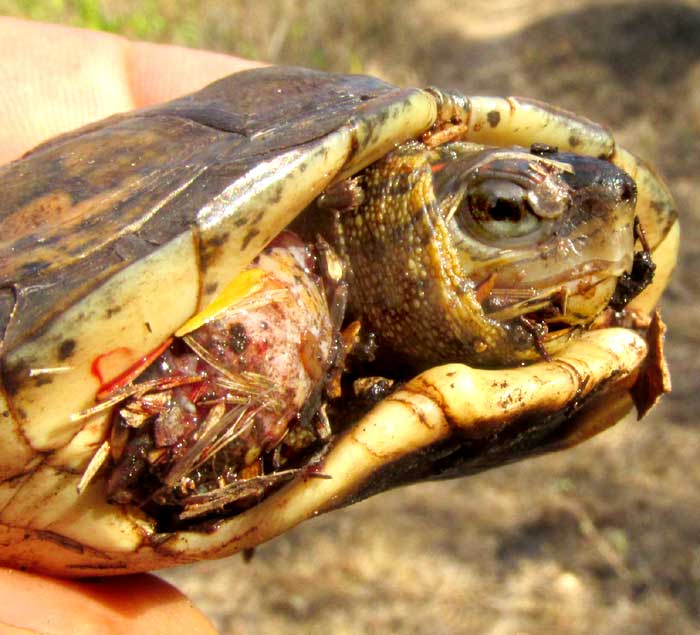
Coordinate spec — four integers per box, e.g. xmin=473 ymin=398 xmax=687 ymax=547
xmin=0 ymin=566 xmax=216 ymax=634
xmin=0 ymin=16 xmax=262 ymax=165
xmin=0 ymin=16 xmax=264 ymax=633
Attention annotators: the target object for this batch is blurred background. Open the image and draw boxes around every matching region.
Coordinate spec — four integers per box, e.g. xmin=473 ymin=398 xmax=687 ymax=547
xmin=3 ymin=1 xmax=699 ymax=633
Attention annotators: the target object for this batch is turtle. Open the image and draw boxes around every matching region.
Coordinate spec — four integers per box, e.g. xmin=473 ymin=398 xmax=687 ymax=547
xmin=0 ymin=66 xmax=678 ymax=576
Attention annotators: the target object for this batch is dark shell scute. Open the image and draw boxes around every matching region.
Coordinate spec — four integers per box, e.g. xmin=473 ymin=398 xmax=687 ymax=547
xmin=0 ymin=67 xmax=401 ymax=356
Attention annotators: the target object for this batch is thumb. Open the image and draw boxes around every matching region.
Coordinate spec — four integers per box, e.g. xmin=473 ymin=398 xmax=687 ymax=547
xmin=0 ymin=567 xmax=217 ymax=634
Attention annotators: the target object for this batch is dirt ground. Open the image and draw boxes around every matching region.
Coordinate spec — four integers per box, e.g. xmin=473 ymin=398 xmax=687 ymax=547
xmin=7 ymin=1 xmax=699 ymax=633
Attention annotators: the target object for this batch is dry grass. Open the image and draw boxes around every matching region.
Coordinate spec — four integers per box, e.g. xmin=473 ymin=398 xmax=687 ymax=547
xmin=3 ymin=1 xmax=699 ymax=633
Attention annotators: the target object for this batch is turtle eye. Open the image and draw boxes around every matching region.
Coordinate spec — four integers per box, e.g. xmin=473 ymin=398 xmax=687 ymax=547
xmin=458 ymin=179 xmax=541 ymax=240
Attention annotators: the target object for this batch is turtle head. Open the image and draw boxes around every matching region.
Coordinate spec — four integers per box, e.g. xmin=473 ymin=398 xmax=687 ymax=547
xmin=333 ymin=142 xmax=643 ymax=369
xmin=434 ymin=145 xmax=638 ymax=331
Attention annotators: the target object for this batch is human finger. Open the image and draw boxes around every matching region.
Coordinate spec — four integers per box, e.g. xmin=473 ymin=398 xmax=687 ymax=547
xmin=0 ymin=566 xmax=217 ymax=634
xmin=0 ymin=17 xmax=262 ymax=164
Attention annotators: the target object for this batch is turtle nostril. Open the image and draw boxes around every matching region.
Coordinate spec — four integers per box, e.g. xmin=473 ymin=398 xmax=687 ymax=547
xmin=619 ymin=177 xmax=637 ymax=203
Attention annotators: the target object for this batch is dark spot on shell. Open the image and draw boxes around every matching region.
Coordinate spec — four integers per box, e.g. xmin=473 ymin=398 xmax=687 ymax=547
xmin=2 ymin=411 xmax=9 ymax=418
xmin=251 ymin=209 xmax=265 ymax=227
xmin=241 ymin=227 xmax=261 ymax=251
xmin=568 ymin=135 xmax=581 ymax=148
xmin=145 ymin=322 xmax=152 ymax=333
xmin=205 ymin=282 xmax=218 ymax=296
xmin=2 ymin=361 xmax=29 ymax=395
xmin=359 ymin=94 xmax=372 ymax=102
xmin=105 ymin=306 xmax=121 ymax=319
xmin=234 ymin=216 xmax=247 ymax=228
xmin=414 ymin=404 xmax=429 ymax=428
xmin=207 ymin=232 xmax=230 ymax=249
xmin=650 ymin=199 xmax=671 ymax=215
xmin=200 ymin=231 xmax=232 ymax=271
xmin=487 ymin=110 xmax=501 ymax=127
xmin=268 ymin=184 xmax=284 ymax=205
xmin=58 ymin=339 xmax=76 ymax=360
xmin=33 ymin=374 xmax=52 ymax=387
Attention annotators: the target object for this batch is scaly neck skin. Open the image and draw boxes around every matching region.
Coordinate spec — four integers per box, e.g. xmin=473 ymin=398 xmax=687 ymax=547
xmin=332 ymin=147 xmax=513 ymax=370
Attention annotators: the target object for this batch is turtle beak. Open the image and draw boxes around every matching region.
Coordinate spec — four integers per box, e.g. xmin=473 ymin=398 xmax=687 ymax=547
xmin=559 ymin=151 xmax=638 ymax=281
xmin=560 ymin=152 xmax=637 ymax=203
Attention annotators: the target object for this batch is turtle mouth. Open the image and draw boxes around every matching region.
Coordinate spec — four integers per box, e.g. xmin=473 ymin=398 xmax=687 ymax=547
xmin=480 ymin=262 xmax=627 ymax=324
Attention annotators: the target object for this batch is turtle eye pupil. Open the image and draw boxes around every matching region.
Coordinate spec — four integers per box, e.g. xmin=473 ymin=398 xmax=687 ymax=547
xmin=457 ymin=179 xmax=541 ymax=241
xmin=465 ymin=182 xmax=530 ymax=224
xmin=488 ymin=197 xmax=527 ymax=222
